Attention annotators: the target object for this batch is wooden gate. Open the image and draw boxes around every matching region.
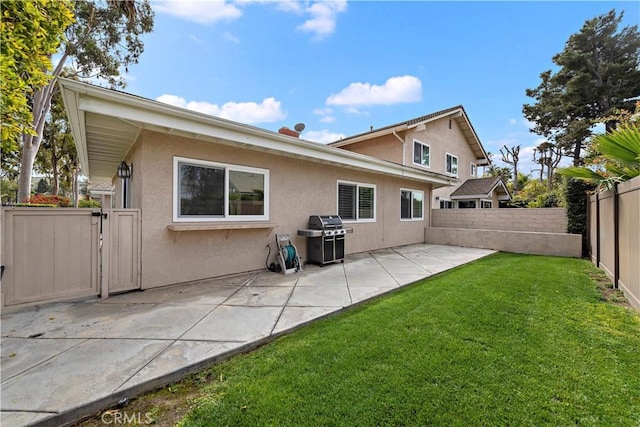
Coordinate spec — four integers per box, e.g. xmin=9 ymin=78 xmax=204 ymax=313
xmin=103 ymin=209 xmax=141 ymax=295
xmin=1 ymin=207 xmax=140 ymax=308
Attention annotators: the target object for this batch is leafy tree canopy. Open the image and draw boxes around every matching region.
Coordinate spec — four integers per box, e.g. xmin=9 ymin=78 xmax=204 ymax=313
xmin=15 ymin=0 xmax=154 ymax=202
xmin=0 ymin=0 xmax=74 ymax=150
xmin=523 ymin=9 xmax=640 ymax=165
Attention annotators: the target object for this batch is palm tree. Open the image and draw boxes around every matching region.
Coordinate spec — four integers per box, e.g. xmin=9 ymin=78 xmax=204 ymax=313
xmin=560 ymin=124 xmax=640 ymax=189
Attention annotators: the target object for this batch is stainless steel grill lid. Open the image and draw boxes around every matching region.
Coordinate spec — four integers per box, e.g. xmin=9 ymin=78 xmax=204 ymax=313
xmin=308 ymin=215 xmax=343 ymax=229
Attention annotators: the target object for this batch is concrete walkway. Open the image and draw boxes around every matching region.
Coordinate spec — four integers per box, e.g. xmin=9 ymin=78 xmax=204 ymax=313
xmin=1 ymin=244 xmax=494 ymax=426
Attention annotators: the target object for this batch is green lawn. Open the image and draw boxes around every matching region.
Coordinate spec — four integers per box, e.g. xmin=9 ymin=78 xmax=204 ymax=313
xmin=175 ymin=253 xmax=639 ymax=426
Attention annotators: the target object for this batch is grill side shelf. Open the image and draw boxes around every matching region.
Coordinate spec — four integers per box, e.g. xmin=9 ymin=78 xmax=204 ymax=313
xmin=297 ymin=228 xmax=353 ymax=238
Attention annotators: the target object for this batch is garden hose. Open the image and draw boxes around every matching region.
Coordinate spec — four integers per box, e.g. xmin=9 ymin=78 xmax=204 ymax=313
xmin=283 ymin=244 xmax=297 ymax=269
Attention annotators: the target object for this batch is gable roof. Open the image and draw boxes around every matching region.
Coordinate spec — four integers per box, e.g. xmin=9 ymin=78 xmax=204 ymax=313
xmin=57 ymin=78 xmax=457 ymax=188
xmin=450 ymin=177 xmax=511 ymax=200
xmin=329 ymin=105 xmax=489 ymax=165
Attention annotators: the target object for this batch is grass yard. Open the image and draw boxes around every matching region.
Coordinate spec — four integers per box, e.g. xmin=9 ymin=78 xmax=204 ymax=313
xmin=80 ymin=253 xmax=640 ymax=426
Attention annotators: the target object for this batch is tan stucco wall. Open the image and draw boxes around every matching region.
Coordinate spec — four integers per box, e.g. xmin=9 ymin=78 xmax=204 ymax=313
xmin=129 ymin=131 xmax=432 ymax=289
xmin=425 ymin=227 xmax=582 ymax=258
xmin=336 ymin=116 xmax=483 ymax=208
xmin=338 ymin=135 xmax=402 ymax=164
xmin=431 ymin=208 xmax=568 ymax=234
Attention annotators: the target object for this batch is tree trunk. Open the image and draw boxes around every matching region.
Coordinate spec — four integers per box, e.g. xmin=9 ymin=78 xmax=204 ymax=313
xmin=51 ymin=137 xmax=60 ymax=195
xmin=572 ymin=140 xmax=583 ymax=166
xmin=16 ymin=53 xmax=67 ymax=201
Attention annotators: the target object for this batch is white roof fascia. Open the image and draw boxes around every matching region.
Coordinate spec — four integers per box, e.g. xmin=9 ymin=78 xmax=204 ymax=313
xmin=406 ymin=109 xmax=463 ymax=130
xmin=330 ymin=124 xmax=408 ymax=147
xmin=58 ymin=81 xmax=90 ymax=175
xmin=450 ymin=194 xmax=489 ymax=200
xmin=59 ymin=79 xmax=453 ymax=187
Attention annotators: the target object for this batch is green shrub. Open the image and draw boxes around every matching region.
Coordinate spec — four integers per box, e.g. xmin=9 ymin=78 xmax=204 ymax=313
xmin=78 ymin=199 xmax=101 ymax=208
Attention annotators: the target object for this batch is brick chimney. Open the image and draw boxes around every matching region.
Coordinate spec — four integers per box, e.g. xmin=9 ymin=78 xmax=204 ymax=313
xmin=278 ymin=126 xmax=300 ymax=138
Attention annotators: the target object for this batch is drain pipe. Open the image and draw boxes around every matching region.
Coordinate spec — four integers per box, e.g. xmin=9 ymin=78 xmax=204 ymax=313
xmin=392 ymin=130 xmax=405 ymax=163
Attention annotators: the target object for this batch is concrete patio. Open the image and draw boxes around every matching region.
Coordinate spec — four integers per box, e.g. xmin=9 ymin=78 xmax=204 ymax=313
xmin=1 ymin=244 xmax=494 ymax=427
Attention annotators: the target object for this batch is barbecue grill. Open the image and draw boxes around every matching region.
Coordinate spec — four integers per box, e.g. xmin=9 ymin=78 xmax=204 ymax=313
xmin=297 ymin=215 xmax=353 ymax=265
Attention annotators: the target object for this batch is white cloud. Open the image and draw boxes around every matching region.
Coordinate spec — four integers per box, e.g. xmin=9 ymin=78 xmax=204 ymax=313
xmin=153 ymin=0 xmax=346 ymax=40
xmin=297 ymin=0 xmax=347 ymax=40
xmin=313 ymin=107 xmax=335 ymax=123
xmin=189 ymin=34 xmax=205 ymax=44
xmin=275 ymin=0 xmax=304 ymax=14
xmin=156 ymin=94 xmax=285 ymax=124
xmin=509 ymin=118 xmax=517 ymax=125
xmin=303 ymin=129 xmax=346 ymax=144
xmin=224 ymin=32 xmax=240 ymax=43
xmin=326 ymin=75 xmax=422 ymax=107
xmin=153 ymin=0 xmax=242 ymax=24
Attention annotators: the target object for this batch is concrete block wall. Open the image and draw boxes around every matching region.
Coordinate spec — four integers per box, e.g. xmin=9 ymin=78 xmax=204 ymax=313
xmin=431 ymin=208 xmax=567 ymax=234
xmin=425 ymin=227 xmax=582 ymax=258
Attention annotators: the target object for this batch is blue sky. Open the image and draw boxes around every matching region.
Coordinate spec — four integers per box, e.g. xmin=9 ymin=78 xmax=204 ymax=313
xmin=122 ymin=1 xmax=639 ymax=174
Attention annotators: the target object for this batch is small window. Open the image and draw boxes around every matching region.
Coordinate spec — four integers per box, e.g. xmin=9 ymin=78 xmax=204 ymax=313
xmin=439 ymin=200 xmax=454 ymax=209
xmin=481 ymin=200 xmax=492 ymax=209
xmin=446 ymin=153 xmax=458 ymax=175
xmin=338 ymin=181 xmax=376 ymax=221
xmin=173 ymin=157 xmax=268 ymax=222
xmin=458 ymin=200 xmax=476 ymax=209
xmin=413 ymin=140 xmax=430 ymax=167
xmin=400 ymin=189 xmax=424 ymax=220
xmin=470 ymin=163 xmax=477 ymax=178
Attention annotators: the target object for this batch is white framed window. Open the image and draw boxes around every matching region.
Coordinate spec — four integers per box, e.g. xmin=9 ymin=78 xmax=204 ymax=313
xmin=400 ymin=189 xmax=424 ymax=220
xmin=439 ymin=200 xmax=454 ymax=209
xmin=481 ymin=200 xmax=493 ymax=209
xmin=173 ymin=156 xmax=269 ymax=222
xmin=470 ymin=163 xmax=477 ymax=178
xmin=446 ymin=153 xmax=458 ymax=176
xmin=337 ymin=181 xmax=376 ymax=222
xmin=413 ymin=140 xmax=430 ymax=168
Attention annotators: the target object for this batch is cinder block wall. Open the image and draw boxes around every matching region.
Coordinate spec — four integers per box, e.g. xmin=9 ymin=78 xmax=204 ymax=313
xmin=431 ymin=208 xmax=568 ymax=233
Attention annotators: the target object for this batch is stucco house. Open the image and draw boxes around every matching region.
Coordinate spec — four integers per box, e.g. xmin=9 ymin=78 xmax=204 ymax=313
xmin=328 ymin=106 xmax=496 ymax=209
xmin=60 ymin=79 xmax=485 ymax=291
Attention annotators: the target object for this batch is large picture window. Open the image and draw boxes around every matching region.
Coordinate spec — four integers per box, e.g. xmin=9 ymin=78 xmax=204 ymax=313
xmin=413 ymin=140 xmax=430 ymax=167
xmin=446 ymin=153 xmax=458 ymax=176
xmin=338 ymin=181 xmax=375 ymax=221
xmin=173 ymin=157 xmax=268 ymax=222
xmin=400 ymin=189 xmax=424 ymax=220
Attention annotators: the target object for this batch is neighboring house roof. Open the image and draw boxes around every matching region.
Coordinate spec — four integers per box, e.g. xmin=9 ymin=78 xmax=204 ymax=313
xmin=57 ymin=78 xmax=457 ymax=189
xmin=329 ymin=105 xmax=490 ymax=165
xmin=450 ymin=177 xmax=511 ymax=200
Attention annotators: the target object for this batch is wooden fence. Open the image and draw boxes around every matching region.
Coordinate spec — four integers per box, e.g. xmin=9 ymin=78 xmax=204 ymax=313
xmin=588 ymin=175 xmax=640 ymax=310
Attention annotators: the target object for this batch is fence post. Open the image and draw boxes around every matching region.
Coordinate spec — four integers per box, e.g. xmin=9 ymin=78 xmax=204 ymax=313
xmin=596 ymin=192 xmax=600 ymax=267
xmin=613 ymin=183 xmax=619 ymax=290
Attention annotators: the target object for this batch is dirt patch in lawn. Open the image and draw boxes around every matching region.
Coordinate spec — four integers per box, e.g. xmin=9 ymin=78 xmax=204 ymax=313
xmin=73 ymin=371 xmax=223 ymax=427
xmin=588 ymin=268 xmax=631 ymax=308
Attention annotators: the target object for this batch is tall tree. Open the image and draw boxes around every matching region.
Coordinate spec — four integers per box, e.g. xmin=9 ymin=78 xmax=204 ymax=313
xmin=16 ymin=0 xmax=154 ymax=202
xmin=35 ymin=91 xmax=77 ymax=197
xmin=533 ymin=142 xmax=563 ymax=189
xmin=523 ymin=10 xmax=640 ymax=167
xmin=499 ymin=145 xmax=520 ymax=191
xmin=0 ymin=0 xmax=73 ymax=151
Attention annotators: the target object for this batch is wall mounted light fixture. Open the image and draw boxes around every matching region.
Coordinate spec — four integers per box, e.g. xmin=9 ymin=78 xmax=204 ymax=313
xmin=117 ymin=161 xmax=132 ymax=179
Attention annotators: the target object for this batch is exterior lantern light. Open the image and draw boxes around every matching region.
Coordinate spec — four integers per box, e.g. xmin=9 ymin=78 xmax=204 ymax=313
xmin=117 ymin=161 xmax=131 ymax=179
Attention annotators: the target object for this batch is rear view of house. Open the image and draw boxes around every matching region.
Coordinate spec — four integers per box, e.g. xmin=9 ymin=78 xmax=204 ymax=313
xmin=52 ymin=79 xmax=475 ymax=292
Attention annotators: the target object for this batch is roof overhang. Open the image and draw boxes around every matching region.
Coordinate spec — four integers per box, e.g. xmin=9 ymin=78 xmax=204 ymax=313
xmin=330 ymin=106 xmax=490 ymax=165
xmin=58 ymin=78 xmax=455 ymax=188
